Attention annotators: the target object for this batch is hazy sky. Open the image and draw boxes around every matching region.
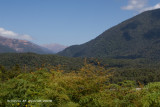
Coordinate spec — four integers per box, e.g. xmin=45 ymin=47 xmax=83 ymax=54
xmin=0 ymin=0 xmax=160 ymax=46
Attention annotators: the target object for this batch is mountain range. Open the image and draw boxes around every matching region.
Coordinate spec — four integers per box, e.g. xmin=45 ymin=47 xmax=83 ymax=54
xmin=0 ymin=36 xmax=53 ymax=54
xmin=1 ymin=8 xmax=160 ymax=58
xmin=58 ymin=9 xmax=160 ymax=59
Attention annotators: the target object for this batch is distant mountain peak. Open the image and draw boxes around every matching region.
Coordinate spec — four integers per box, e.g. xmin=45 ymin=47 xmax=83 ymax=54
xmin=0 ymin=36 xmax=53 ymax=54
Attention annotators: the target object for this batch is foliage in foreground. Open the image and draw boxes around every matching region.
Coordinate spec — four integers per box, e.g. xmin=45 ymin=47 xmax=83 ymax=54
xmin=1 ymin=63 xmax=160 ymax=107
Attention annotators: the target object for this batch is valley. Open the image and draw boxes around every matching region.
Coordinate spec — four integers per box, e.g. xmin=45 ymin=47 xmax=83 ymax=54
xmin=1 ymin=8 xmax=160 ymax=107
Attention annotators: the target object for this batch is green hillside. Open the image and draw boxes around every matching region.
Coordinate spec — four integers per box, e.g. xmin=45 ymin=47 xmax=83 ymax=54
xmin=58 ymin=9 xmax=160 ymax=59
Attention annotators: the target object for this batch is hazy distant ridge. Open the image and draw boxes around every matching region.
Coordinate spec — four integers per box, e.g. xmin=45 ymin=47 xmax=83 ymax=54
xmin=42 ymin=44 xmax=67 ymax=53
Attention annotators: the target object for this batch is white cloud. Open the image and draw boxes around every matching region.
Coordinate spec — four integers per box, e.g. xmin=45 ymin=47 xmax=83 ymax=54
xmin=141 ymin=3 xmax=160 ymax=12
xmin=0 ymin=27 xmax=32 ymax=40
xmin=122 ymin=0 xmax=147 ymax=11
xmin=121 ymin=0 xmax=160 ymax=12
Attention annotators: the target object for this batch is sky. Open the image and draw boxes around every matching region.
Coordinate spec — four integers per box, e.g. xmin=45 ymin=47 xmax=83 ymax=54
xmin=0 ymin=0 xmax=160 ymax=46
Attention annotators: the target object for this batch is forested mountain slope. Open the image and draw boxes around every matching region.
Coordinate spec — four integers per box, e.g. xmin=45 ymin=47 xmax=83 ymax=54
xmin=59 ymin=9 xmax=160 ymax=59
